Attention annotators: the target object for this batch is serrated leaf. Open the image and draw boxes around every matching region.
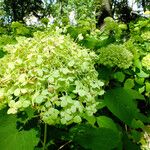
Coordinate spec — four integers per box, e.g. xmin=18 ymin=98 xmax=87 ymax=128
xmin=131 ymin=119 xmax=145 ymax=129
xmin=72 ymin=125 xmax=120 ymax=150
xmin=97 ymin=116 xmax=118 ymax=132
xmin=104 ymin=88 xmax=147 ymax=126
xmin=0 ymin=110 xmax=39 ymax=150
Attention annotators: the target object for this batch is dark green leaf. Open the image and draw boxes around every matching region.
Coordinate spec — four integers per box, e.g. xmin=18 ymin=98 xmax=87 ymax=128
xmin=97 ymin=116 xmax=118 ymax=132
xmin=104 ymin=88 xmax=147 ymax=126
xmin=122 ymin=133 xmax=140 ymax=150
xmin=114 ymin=72 xmax=125 ymax=82
xmin=0 ymin=110 xmax=39 ymax=150
xmin=73 ymin=125 xmax=120 ymax=150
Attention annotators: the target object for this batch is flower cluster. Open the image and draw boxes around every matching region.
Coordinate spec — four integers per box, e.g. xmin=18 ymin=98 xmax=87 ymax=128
xmin=141 ymin=31 xmax=150 ymax=41
xmin=140 ymin=128 xmax=150 ymax=150
xmin=98 ymin=44 xmax=133 ymax=69
xmin=0 ymin=29 xmax=104 ymax=125
xmin=142 ymin=54 xmax=150 ymax=70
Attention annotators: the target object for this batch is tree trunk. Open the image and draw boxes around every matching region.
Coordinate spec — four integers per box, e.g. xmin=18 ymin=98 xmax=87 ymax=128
xmin=96 ymin=0 xmax=112 ymax=27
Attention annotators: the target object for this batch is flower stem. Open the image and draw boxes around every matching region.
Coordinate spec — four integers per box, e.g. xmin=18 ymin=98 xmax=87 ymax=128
xmin=43 ymin=123 xmax=47 ymax=150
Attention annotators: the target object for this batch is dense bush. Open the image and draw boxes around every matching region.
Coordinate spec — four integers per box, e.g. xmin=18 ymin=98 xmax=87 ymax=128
xmin=0 ymin=17 xmax=150 ymax=150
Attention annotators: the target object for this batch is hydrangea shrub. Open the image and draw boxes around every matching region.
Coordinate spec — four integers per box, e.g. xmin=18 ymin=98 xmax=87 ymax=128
xmin=0 ymin=29 xmax=104 ymax=125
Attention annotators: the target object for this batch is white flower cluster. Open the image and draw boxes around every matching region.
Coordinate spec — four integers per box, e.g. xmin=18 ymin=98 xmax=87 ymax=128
xmin=0 ymin=29 xmax=104 ymax=125
xmin=142 ymin=54 xmax=150 ymax=70
xmin=140 ymin=130 xmax=150 ymax=150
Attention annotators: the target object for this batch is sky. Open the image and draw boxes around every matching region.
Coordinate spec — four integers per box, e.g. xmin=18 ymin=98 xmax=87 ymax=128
xmin=128 ymin=0 xmax=144 ymax=12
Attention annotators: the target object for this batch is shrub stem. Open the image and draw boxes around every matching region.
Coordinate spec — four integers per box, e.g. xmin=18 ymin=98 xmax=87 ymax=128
xmin=43 ymin=123 xmax=47 ymax=150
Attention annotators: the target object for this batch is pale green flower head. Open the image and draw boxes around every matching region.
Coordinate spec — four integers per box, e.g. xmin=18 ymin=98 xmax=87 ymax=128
xmin=141 ymin=31 xmax=150 ymax=41
xmin=0 ymin=29 xmax=104 ymax=125
xmin=140 ymin=126 xmax=150 ymax=150
xmin=142 ymin=54 xmax=150 ymax=70
xmin=98 ymin=44 xmax=133 ymax=69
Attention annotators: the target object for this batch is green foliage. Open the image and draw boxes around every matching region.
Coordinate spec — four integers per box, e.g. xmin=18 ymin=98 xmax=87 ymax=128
xmin=71 ymin=125 xmax=121 ymax=150
xmin=0 ymin=35 xmax=16 ymax=47
xmin=98 ymin=44 xmax=133 ymax=69
xmin=96 ymin=116 xmax=118 ymax=132
xmin=122 ymin=133 xmax=141 ymax=150
xmin=0 ymin=110 xmax=39 ymax=150
xmin=140 ymin=126 xmax=150 ymax=150
xmin=124 ymin=79 xmax=135 ymax=89
xmin=40 ymin=17 xmax=49 ymax=26
xmin=11 ymin=21 xmax=32 ymax=36
xmin=113 ymin=71 xmax=125 ymax=82
xmin=104 ymin=88 xmax=148 ymax=126
xmin=0 ymin=8 xmax=149 ymax=149
xmin=0 ymin=29 xmax=104 ymax=125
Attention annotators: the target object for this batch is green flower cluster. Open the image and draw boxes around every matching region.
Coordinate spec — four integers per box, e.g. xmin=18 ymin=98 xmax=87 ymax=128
xmin=0 ymin=29 xmax=104 ymax=125
xmin=142 ymin=54 xmax=150 ymax=70
xmin=98 ymin=44 xmax=133 ymax=69
xmin=141 ymin=31 xmax=150 ymax=41
xmin=140 ymin=129 xmax=150 ymax=150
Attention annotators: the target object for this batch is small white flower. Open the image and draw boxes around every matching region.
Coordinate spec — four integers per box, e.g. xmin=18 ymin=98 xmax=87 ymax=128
xmin=78 ymin=34 xmax=84 ymax=40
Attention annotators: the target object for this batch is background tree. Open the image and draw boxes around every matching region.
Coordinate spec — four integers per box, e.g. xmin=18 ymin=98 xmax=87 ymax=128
xmin=3 ymin=0 xmax=44 ymax=22
xmin=95 ymin=0 xmax=112 ymax=27
xmin=0 ymin=0 xmax=149 ymax=26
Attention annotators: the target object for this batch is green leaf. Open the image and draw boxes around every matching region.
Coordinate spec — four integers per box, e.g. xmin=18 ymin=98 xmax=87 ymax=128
xmin=0 ymin=110 xmax=39 ymax=150
xmin=0 ymin=49 xmax=6 ymax=58
xmin=122 ymin=133 xmax=140 ymax=150
xmin=138 ymin=86 xmax=145 ymax=93
xmin=131 ymin=119 xmax=145 ymax=129
xmin=131 ymin=130 xmax=142 ymax=143
xmin=81 ymin=37 xmax=98 ymax=49
xmin=135 ymin=77 xmax=145 ymax=85
xmin=114 ymin=72 xmax=125 ymax=82
xmin=84 ymin=115 xmax=96 ymax=126
xmin=97 ymin=116 xmax=118 ymax=132
xmin=25 ymin=107 xmax=35 ymax=120
xmin=146 ymin=82 xmax=150 ymax=92
xmin=124 ymin=79 xmax=135 ymax=89
xmin=104 ymin=88 xmax=146 ymax=126
xmin=137 ymin=70 xmax=149 ymax=78
xmin=72 ymin=125 xmax=120 ymax=150
xmin=97 ymin=66 xmax=112 ymax=81
xmin=96 ymin=101 xmax=106 ymax=109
